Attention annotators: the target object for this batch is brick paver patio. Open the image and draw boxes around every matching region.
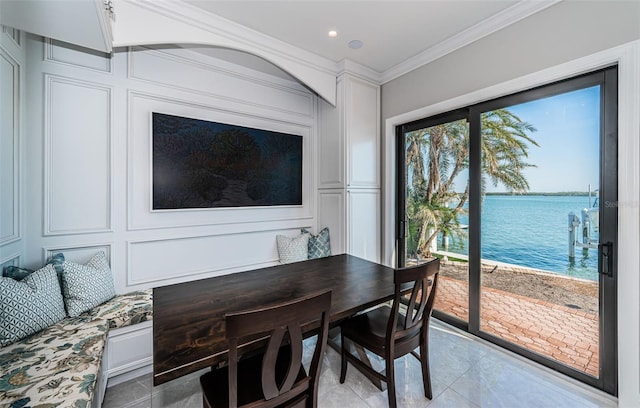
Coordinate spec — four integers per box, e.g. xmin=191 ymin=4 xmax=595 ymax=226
xmin=435 ymin=276 xmax=599 ymax=377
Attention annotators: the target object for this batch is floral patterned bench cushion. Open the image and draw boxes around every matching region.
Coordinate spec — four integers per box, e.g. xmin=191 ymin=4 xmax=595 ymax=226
xmin=0 ymin=289 xmax=153 ymax=408
xmin=75 ymin=289 xmax=153 ymax=329
xmin=0 ymin=318 xmax=107 ymax=408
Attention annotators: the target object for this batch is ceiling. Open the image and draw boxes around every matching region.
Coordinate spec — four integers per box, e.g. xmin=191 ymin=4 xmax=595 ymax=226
xmin=183 ymin=0 xmax=556 ymax=80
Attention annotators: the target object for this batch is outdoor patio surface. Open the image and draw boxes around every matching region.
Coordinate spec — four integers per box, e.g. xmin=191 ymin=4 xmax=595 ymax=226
xmin=435 ymin=275 xmax=599 ymax=377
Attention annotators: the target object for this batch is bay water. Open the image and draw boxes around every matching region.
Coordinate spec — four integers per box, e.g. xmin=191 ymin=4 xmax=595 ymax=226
xmin=440 ymin=195 xmax=599 ymax=281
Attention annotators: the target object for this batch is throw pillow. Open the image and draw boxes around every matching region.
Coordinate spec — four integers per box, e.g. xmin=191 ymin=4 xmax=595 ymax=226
xmin=276 ymin=234 xmax=309 ymax=264
xmin=46 ymin=252 xmax=65 ymax=274
xmin=0 ymin=264 xmax=67 ymax=346
xmin=301 ymin=227 xmax=331 ymax=259
xmin=1 ymin=253 xmax=65 ymax=281
xmin=2 ymin=265 xmax=34 ymax=281
xmin=61 ymin=251 xmax=116 ymax=317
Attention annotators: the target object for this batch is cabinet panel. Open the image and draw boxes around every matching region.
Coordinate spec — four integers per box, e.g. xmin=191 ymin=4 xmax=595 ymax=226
xmin=106 ymin=321 xmax=152 ymax=378
xmin=318 ymin=190 xmax=345 ymax=255
xmin=346 ymin=77 xmax=380 ymax=188
xmin=318 ymin=96 xmax=344 ymax=188
xmin=347 ymin=189 xmax=380 ymax=263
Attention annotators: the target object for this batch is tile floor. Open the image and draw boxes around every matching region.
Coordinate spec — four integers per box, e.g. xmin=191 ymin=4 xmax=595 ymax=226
xmin=102 ymin=320 xmax=616 ymax=408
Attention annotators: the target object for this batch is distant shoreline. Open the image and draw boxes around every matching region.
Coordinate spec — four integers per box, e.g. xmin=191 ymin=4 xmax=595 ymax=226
xmin=483 ymin=191 xmax=596 ymax=196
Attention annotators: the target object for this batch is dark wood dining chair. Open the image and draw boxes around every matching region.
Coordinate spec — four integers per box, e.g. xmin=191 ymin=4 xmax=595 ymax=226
xmin=199 ymin=290 xmax=332 ymax=408
xmin=339 ymin=258 xmax=440 ymax=408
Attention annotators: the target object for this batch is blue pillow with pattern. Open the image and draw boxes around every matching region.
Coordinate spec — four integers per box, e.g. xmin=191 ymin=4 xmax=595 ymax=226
xmin=1 ymin=253 xmax=65 ymax=281
xmin=46 ymin=252 xmax=65 ymax=274
xmin=0 ymin=264 xmax=67 ymax=346
xmin=2 ymin=265 xmax=34 ymax=281
xmin=302 ymin=227 xmax=331 ymax=259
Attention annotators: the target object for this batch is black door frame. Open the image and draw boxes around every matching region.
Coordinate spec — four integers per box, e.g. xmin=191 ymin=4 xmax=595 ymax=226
xmin=396 ymin=66 xmax=618 ymax=395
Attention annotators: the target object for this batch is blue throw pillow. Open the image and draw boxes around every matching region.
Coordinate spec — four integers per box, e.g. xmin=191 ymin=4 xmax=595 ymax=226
xmin=1 ymin=253 xmax=65 ymax=281
xmin=302 ymin=227 xmax=331 ymax=259
xmin=2 ymin=266 xmax=34 ymax=281
xmin=46 ymin=252 xmax=65 ymax=274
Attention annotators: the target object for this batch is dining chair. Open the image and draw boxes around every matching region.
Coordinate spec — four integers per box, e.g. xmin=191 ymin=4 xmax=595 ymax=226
xmin=199 ymin=290 xmax=332 ymax=408
xmin=339 ymin=258 xmax=440 ymax=408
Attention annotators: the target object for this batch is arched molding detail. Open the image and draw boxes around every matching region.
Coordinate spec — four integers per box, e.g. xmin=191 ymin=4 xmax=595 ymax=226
xmin=111 ymin=0 xmax=338 ymax=105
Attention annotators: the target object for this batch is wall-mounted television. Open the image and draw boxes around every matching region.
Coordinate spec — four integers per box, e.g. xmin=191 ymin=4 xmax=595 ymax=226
xmin=152 ymin=112 xmax=303 ymax=210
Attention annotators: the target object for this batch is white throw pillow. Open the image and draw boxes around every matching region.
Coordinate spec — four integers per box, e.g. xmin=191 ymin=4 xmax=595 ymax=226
xmin=61 ymin=251 xmax=116 ymax=317
xmin=276 ymin=234 xmax=310 ymax=263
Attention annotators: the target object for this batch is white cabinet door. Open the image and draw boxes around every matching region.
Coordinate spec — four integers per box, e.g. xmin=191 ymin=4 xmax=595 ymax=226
xmin=318 ymin=189 xmax=345 ymax=255
xmin=347 ymin=189 xmax=380 ymax=263
xmin=345 ymin=76 xmax=380 ymax=188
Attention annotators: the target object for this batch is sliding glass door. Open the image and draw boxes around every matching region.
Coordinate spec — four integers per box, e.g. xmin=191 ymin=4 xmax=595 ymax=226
xmin=397 ymin=109 xmax=470 ymax=323
xmin=396 ymin=66 xmax=618 ymax=394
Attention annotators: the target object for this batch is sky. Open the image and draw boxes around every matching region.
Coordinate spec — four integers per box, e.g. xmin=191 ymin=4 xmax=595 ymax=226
xmin=486 ymin=85 xmax=601 ymax=193
xmin=450 ymin=85 xmax=601 ymax=194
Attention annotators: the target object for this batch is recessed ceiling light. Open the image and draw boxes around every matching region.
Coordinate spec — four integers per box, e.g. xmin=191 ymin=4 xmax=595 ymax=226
xmin=348 ymin=40 xmax=363 ymax=49
xmin=328 ymin=30 xmax=338 ymax=38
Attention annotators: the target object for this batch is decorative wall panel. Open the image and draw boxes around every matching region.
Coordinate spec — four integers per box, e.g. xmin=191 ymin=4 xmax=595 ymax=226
xmin=44 ymin=75 xmax=112 ymax=235
xmin=2 ymin=26 xmax=20 ymax=47
xmin=0 ymin=254 xmax=19 ymax=271
xmin=45 ymin=39 xmax=111 ymax=72
xmin=0 ymin=48 xmax=19 ymax=245
xmin=127 ymin=229 xmax=303 ymax=286
xmin=43 ymin=244 xmax=111 ymax=265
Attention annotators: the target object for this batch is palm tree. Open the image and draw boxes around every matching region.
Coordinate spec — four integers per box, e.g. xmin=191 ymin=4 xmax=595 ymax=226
xmin=406 ymin=109 xmax=537 ymax=258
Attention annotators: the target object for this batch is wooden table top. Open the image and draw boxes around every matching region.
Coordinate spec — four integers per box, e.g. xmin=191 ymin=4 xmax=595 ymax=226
xmin=152 ymin=254 xmax=396 ymax=385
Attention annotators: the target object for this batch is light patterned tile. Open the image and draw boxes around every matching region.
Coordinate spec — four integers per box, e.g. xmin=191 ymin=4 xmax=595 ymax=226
xmin=103 ymin=321 xmax=615 ymax=408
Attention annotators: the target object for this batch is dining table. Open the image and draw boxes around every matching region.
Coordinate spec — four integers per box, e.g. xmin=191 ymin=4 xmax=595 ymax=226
xmin=152 ymin=253 xmax=397 ymax=386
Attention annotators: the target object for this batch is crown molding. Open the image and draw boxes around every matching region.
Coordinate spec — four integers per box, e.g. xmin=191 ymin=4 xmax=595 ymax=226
xmin=380 ymin=0 xmax=562 ymax=84
xmin=113 ymin=0 xmax=562 ymax=95
xmin=337 ymin=59 xmax=383 ymax=84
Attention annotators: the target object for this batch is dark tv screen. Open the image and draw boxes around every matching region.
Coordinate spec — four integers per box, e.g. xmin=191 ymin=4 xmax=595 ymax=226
xmin=152 ymin=112 xmax=303 ymax=209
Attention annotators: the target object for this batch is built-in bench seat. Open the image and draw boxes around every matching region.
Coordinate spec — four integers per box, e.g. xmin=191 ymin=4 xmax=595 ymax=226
xmin=0 ymin=289 xmax=152 ymax=408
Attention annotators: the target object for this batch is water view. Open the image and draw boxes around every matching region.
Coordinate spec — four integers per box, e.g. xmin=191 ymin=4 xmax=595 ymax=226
xmin=439 ymin=194 xmax=599 ymax=281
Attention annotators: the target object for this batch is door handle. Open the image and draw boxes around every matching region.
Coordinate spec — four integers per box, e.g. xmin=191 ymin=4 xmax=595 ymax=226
xmin=599 ymin=241 xmax=613 ymax=278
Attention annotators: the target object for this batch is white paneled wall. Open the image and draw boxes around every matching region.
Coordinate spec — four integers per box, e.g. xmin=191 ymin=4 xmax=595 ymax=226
xmin=317 ymin=74 xmax=381 ymax=263
xmin=19 ymin=36 xmax=319 ymax=292
xmin=44 ymin=75 xmax=112 ymax=235
xmin=0 ymin=27 xmax=24 ymax=271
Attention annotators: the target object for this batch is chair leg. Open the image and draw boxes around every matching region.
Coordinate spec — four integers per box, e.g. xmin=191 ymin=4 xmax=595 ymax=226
xmin=339 ymin=332 xmax=348 ymax=384
xmin=420 ymin=338 xmax=433 ymax=399
xmin=385 ymin=354 xmax=397 ymax=408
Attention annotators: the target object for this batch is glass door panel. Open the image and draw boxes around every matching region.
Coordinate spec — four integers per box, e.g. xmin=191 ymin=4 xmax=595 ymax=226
xmin=479 ymin=87 xmax=601 ymax=377
xmin=401 ymin=117 xmax=470 ymax=323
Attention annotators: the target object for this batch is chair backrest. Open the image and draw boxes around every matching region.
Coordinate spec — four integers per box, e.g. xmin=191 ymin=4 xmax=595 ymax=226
xmin=387 ymin=258 xmax=440 ymax=343
xmin=225 ymin=290 xmax=332 ymax=408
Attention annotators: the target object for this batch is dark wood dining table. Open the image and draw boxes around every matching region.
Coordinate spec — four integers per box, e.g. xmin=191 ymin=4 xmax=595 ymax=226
xmin=152 ymin=254 xmax=397 ymax=386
